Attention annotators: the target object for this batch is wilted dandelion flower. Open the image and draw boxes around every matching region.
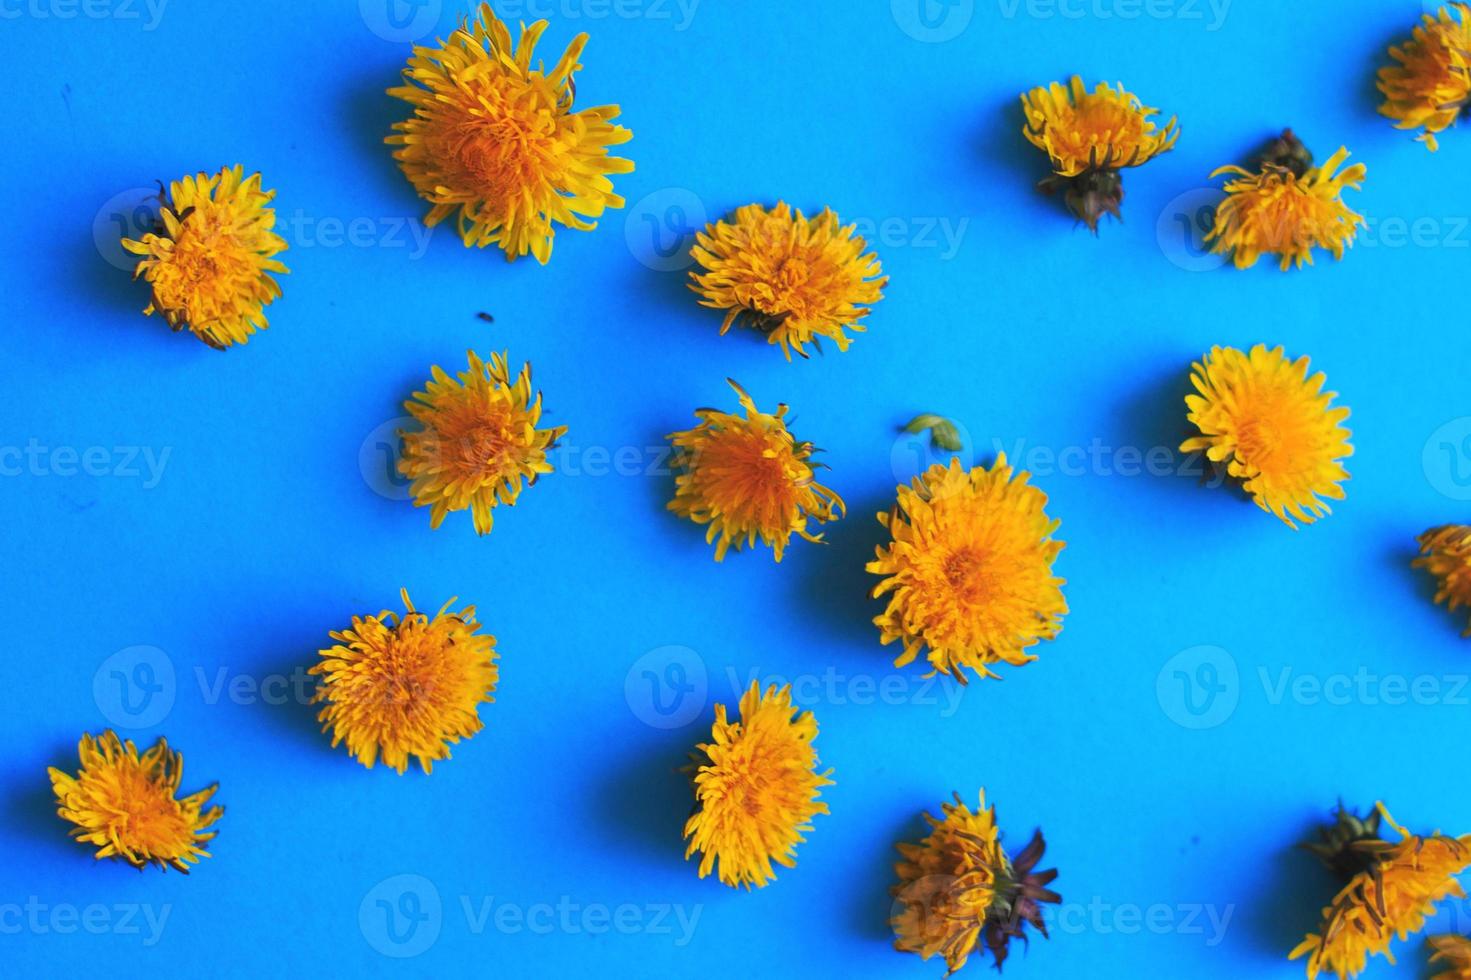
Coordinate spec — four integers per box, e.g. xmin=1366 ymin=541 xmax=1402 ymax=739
xmin=1414 ymin=525 xmax=1471 ymax=634
xmin=1378 ymin=5 xmax=1471 ymax=151
xmin=1181 ymin=344 xmax=1352 ymax=528
xmin=49 ymin=731 xmax=222 ymax=872
xmin=1205 ymin=130 xmax=1366 ymax=270
xmin=688 ymin=202 xmax=887 ymax=359
xmin=399 ymin=350 xmax=565 ymax=535
xmin=891 ymin=791 xmax=1060 ymax=974
xmin=683 ymin=682 xmax=832 ymax=889
xmin=1020 ymin=76 xmax=1178 ymax=231
xmin=1292 ymin=803 xmax=1471 ymax=980
xmin=121 ymin=165 xmax=287 ymax=349
xmin=311 ymin=590 xmax=499 ymax=774
xmin=666 ymin=380 xmax=844 ymax=561
xmin=1430 ymin=934 xmax=1471 ymax=978
xmin=387 ymin=4 xmax=633 ymax=263
xmin=867 ymin=455 xmax=1066 ymax=683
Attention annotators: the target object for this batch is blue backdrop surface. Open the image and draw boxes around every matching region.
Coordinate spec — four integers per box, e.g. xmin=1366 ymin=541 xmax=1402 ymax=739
xmin=3 ymin=0 xmax=1471 ymax=976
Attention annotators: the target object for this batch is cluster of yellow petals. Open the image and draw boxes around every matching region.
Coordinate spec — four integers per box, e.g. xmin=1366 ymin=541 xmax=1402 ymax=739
xmin=1205 ymin=148 xmax=1366 ymax=270
xmin=1378 ymin=5 xmax=1471 ymax=151
xmin=1020 ymin=75 xmax=1178 ymax=176
xmin=387 ymin=4 xmax=633 ymax=263
xmin=1181 ymin=345 xmax=1353 ymax=528
xmin=890 ymin=792 xmax=1005 ymax=976
xmin=310 ymin=590 xmax=499 ymax=775
xmin=689 ymin=202 xmax=887 ymax=360
xmin=867 ymin=455 xmax=1067 ymax=683
xmin=666 ymin=380 xmax=844 ymax=561
xmin=1414 ymin=525 xmax=1471 ymax=634
xmin=683 ymin=682 xmax=832 ymax=889
xmin=49 ymin=731 xmax=222 ymax=872
xmin=1292 ymin=806 xmax=1471 ymax=980
xmin=1431 ymin=934 xmax=1471 ymax=978
xmin=400 ymin=350 xmax=566 ymax=535
xmin=121 ymin=165 xmax=288 ymax=349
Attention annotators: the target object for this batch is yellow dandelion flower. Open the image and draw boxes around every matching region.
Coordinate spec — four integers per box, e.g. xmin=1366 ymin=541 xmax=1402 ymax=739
xmin=688 ymin=202 xmax=887 ymax=360
xmin=386 ymin=4 xmax=633 ymax=264
xmin=1205 ymin=130 xmax=1366 ymax=270
xmin=399 ymin=350 xmax=565 ymax=535
xmin=666 ymin=380 xmax=844 ymax=562
xmin=121 ymin=165 xmax=288 ymax=350
xmin=1181 ymin=344 xmax=1352 ymax=528
xmin=1292 ymin=804 xmax=1471 ymax=980
xmin=683 ymin=682 xmax=832 ymax=889
xmin=1378 ymin=5 xmax=1471 ymax=151
xmin=1430 ymin=934 xmax=1471 ymax=978
xmin=891 ymin=791 xmax=1060 ymax=975
xmin=1414 ymin=525 xmax=1471 ymax=634
xmin=867 ymin=455 xmax=1066 ymax=683
xmin=1020 ymin=76 xmax=1178 ymax=231
xmin=310 ymin=590 xmax=499 ymax=774
xmin=48 ymin=731 xmax=222 ymax=872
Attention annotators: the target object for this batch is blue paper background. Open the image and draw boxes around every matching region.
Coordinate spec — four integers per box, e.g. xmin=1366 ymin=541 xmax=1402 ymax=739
xmin=4 ymin=0 xmax=1471 ymax=976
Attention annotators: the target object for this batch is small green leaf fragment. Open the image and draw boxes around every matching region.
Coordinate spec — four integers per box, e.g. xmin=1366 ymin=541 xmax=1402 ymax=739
xmin=902 ymin=414 xmax=964 ymax=452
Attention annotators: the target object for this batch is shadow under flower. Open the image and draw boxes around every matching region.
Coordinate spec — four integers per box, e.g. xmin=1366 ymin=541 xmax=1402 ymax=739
xmin=1246 ymin=813 xmax=1338 ymax=962
xmin=11 ymin=741 xmax=95 ymax=861
xmin=795 ymin=492 xmax=892 ymax=651
xmin=593 ymin=735 xmax=696 ymax=874
xmin=1113 ymin=359 xmax=1243 ymax=506
xmin=850 ymin=807 xmax=928 ymax=943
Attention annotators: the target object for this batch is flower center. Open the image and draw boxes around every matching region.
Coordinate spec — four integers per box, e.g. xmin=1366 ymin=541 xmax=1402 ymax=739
xmin=155 ymin=220 xmax=256 ymax=311
xmin=432 ymin=81 xmax=558 ymax=198
xmin=456 ymin=421 xmax=512 ymax=475
xmin=750 ymin=257 xmax=812 ymax=318
xmin=942 ymin=548 xmax=992 ymax=603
